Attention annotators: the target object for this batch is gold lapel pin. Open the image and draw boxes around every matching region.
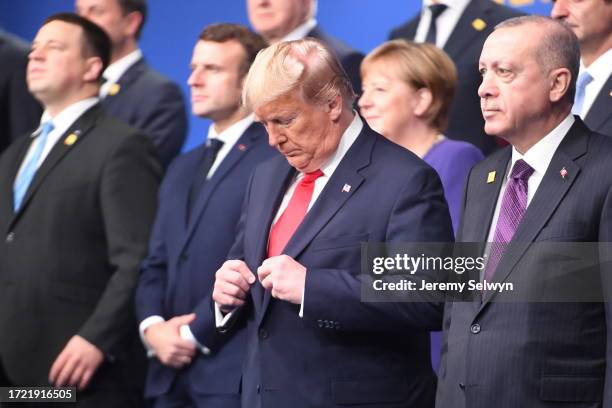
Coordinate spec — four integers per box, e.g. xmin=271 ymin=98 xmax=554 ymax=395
xmin=472 ymin=18 xmax=487 ymax=31
xmin=64 ymin=133 xmax=78 ymax=146
xmin=487 ymin=171 xmax=496 ymax=184
xmin=108 ymin=83 xmax=121 ymax=96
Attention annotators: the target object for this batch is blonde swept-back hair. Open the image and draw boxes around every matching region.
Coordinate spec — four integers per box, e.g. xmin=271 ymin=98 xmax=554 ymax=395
xmin=361 ymin=40 xmax=457 ymax=132
xmin=242 ymin=37 xmax=355 ymax=112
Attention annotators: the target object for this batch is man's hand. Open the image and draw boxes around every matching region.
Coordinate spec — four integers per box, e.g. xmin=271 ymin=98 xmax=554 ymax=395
xmin=49 ymin=335 xmax=104 ymax=390
xmin=144 ymin=314 xmax=197 ymax=369
xmin=258 ymin=255 xmax=306 ymax=304
xmin=213 ymin=260 xmax=256 ymax=313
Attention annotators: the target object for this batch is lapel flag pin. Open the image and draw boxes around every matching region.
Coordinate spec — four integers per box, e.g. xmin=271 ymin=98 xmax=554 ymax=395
xmin=487 ymin=171 xmax=496 ymax=184
xmin=560 ymin=167 xmax=568 ymax=179
xmin=108 ymin=83 xmax=121 ymax=96
xmin=472 ymin=18 xmax=487 ymax=31
xmin=237 ymin=143 xmax=246 ymax=151
xmin=342 ymin=183 xmax=351 ymax=193
xmin=64 ymin=133 xmax=78 ymax=146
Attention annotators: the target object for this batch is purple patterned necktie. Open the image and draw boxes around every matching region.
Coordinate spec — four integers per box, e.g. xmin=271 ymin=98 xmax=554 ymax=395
xmin=484 ymin=159 xmax=534 ymax=282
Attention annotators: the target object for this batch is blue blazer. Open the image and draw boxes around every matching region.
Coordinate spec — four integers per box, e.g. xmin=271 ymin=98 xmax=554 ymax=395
xmin=437 ymin=119 xmax=612 ymax=408
xmin=135 ymin=122 xmax=276 ymax=398
xmin=585 ymin=72 xmax=612 ymax=137
xmin=202 ymin=124 xmax=454 ymax=407
xmin=102 ymin=57 xmax=188 ymax=167
xmin=389 ymin=0 xmax=523 ymax=154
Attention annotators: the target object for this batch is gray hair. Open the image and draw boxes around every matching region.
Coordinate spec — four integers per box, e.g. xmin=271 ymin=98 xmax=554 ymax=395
xmin=496 ymin=15 xmax=580 ymax=102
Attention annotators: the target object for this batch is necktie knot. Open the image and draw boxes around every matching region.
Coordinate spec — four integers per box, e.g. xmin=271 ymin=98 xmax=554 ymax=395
xmin=572 ymin=71 xmax=594 ymax=116
xmin=429 ymin=3 xmax=448 ymax=19
xmin=576 ymin=71 xmax=593 ymax=90
xmin=206 ymin=138 xmax=224 ymax=153
xmin=41 ymin=121 xmax=55 ymax=137
xmin=301 ymin=169 xmax=324 ymax=184
xmin=510 ymin=159 xmax=534 ymax=182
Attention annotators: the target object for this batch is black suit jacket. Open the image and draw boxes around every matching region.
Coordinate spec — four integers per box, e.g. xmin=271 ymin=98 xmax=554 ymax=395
xmin=0 ymin=104 xmax=161 ymax=390
xmin=0 ymin=29 xmax=42 ymax=154
xmin=307 ymin=26 xmax=364 ymax=96
xmin=389 ymin=0 xmax=523 ymax=154
xmin=585 ymin=72 xmax=612 ymax=137
xmin=436 ymin=119 xmax=612 ymax=407
xmin=101 ymin=57 xmax=188 ymax=167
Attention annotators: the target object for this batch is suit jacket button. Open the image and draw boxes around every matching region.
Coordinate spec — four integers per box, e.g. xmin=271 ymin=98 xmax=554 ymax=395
xmin=6 ymin=232 xmax=15 ymax=243
xmin=470 ymin=323 xmax=481 ymax=334
xmin=259 ymin=329 xmax=268 ymax=339
xmin=459 ymin=382 xmax=466 ymax=390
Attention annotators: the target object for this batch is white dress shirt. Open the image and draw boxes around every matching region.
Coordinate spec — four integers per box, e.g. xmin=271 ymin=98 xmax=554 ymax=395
xmin=15 ymin=98 xmax=99 ymax=180
xmin=215 ymin=113 xmax=364 ymax=326
xmin=138 ymin=114 xmax=255 ymax=357
xmin=99 ymin=49 xmax=143 ymax=98
xmin=280 ymin=18 xmax=318 ymax=42
xmin=414 ymin=0 xmax=471 ymax=48
xmin=577 ymin=49 xmax=612 ymax=119
xmin=486 ymin=114 xmax=575 ymax=245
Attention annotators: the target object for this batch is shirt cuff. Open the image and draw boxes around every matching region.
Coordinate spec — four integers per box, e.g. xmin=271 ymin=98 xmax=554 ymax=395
xmin=214 ymin=302 xmax=236 ymax=327
xmin=299 ymin=284 xmax=305 ymax=318
xmin=139 ymin=315 xmax=165 ymax=358
xmin=180 ymin=325 xmax=211 ymax=356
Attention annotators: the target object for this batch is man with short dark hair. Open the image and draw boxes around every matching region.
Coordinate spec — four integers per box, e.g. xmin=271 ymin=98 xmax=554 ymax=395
xmin=76 ymin=0 xmax=188 ymax=167
xmin=552 ymin=0 xmax=612 ymax=136
xmin=437 ymin=15 xmax=612 ymax=407
xmin=135 ymin=23 xmax=274 ymax=408
xmin=0 ymin=12 xmax=160 ymax=406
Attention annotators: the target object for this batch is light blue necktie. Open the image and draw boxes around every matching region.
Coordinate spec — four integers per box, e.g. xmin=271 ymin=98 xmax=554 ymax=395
xmin=13 ymin=121 xmax=55 ymax=211
xmin=572 ymin=71 xmax=593 ymax=117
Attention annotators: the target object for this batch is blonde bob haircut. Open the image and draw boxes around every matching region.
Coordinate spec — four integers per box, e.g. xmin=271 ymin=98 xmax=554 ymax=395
xmin=361 ymin=40 xmax=457 ymax=132
xmin=242 ymin=37 xmax=355 ymax=112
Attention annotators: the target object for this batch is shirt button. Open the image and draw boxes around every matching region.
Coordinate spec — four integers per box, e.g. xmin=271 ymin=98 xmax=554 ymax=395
xmin=470 ymin=323 xmax=481 ymax=334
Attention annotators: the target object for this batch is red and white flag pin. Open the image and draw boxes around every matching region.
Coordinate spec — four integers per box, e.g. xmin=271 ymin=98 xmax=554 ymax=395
xmin=560 ymin=167 xmax=568 ymax=179
xmin=237 ymin=143 xmax=247 ymax=151
xmin=342 ymin=183 xmax=351 ymax=193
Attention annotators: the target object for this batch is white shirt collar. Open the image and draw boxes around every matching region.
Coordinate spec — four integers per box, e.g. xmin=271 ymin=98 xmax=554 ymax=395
xmin=318 ymin=112 xmax=363 ymax=178
xmin=281 ymin=18 xmax=318 ymax=42
xmin=422 ymin=0 xmax=470 ymax=15
xmin=207 ymin=113 xmax=255 ymax=146
xmin=582 ymin=48 xmax=612 ymax=80
xmin=103 ymin=49 xmax=143 ymax=84
xmin=509 ymin=114 xmax=574 ymax=178
xmin=36 ymin=97 xmax=99 ymax=138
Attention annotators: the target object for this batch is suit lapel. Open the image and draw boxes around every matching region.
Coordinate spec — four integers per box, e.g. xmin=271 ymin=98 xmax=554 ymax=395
xmin=8 ymin=105 xmax=101 ymax=230
xmin=584 ymin=73 xmax=612 ymax=133
xmin=480 ymin=121 xmax=588 ymax=306
xmin=443 ymin=0 xmax=491 ymax=60
xmin=180 ymin=124 xmax=262 ymax=252
xmin=259 ymin=128 xmax=374 ymax=319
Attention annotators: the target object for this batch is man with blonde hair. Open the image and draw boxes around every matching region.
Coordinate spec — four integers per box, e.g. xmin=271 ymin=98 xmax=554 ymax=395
xmin=211 ymin=37 xmax=453 ymax=407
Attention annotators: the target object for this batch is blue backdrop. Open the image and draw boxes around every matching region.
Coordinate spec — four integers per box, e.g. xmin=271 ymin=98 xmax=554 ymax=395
xmin=0 ymin=0 xmax=552 ymax=152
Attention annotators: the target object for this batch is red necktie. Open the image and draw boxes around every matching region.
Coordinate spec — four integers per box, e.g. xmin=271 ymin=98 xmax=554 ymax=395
xmin=267 ymin=170 xmax=324 ymax=257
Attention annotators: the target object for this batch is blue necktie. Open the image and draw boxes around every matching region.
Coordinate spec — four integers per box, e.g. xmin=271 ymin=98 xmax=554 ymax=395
xmin=425 ymin=3 xmax=448 ymax=45
xmin=13 ymin=121 xmax=55 ymax=211
xmin=572 ymin=71 xmax=593 ymax=117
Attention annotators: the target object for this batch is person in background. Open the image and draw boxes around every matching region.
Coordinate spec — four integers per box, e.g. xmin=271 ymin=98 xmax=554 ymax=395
xmin=246 ymin=0 xmax=364 ymax=95
xmin=0 ymin=28 xmax=42 ymax=154
xmin=552 ymin=0 xmax=612 ymax=136
xmin=76 ymin=0 xmax=188 ymax=167
xmin=360 ymin=40 xmax=483 ymax=234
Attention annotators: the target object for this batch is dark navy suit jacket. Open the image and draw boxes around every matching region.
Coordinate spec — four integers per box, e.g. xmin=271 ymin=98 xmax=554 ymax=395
xmin=437 ymin=119 xmax=612 ymax=408
xmin=203 ymin=123 xmax=454 ymax=407
xmin=585 ymin=73 xmax=612 ymax=137
xmin=307 ymin=26 xmax=364 ymax=97
xmin=389 ymin=0 xmax=523 ymax=154
xmin=102 ymin=57 xmax=188 ymax=167
xmin=135 ymin=122 xmax=276 ymax=398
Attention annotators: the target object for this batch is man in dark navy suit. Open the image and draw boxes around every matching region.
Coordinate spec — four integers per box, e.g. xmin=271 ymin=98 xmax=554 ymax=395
xmin=76 ymin=0 xmax=188 ymax=166
xmin=389 ymin=0 xmax=523 ymax=154
xmin=135 ymin=23 xmax=275 ymax=408
xmin=211 ymin=37 xmax=453 ymax=408
xmin=437 ymin=16 xmax=612 ymax=407
xmin=552 ymin=0 xmax=612 ymax=137
xmin=246 ymin=0 xmax=364 ymax=96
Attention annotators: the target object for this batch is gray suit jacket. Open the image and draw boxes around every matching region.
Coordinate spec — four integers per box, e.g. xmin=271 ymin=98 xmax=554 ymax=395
xmin=436 ymin=119 xmax=612 ymax=408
